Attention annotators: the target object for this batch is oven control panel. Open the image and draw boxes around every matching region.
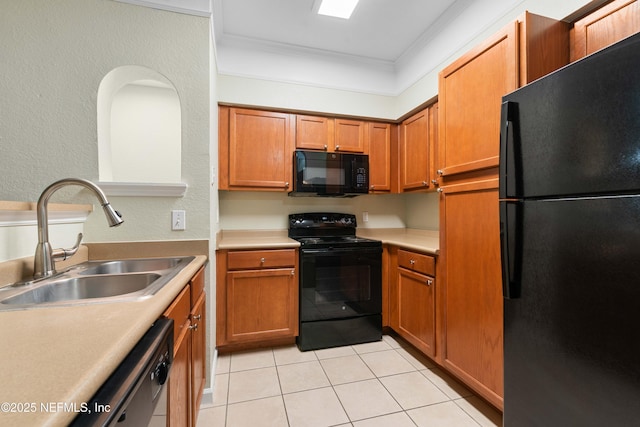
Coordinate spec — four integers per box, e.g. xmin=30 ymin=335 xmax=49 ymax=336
xmin=289 ymin=213 xmax=357 ymax=229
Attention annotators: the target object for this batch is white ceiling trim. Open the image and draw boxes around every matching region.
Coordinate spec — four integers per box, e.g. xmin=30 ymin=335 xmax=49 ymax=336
xmin=113 ymin=0 xmax=212 ymax=17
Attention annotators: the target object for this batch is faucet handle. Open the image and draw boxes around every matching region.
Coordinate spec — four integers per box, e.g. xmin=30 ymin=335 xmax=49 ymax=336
xmin=52 ymin=233 xmax=84 ymax=262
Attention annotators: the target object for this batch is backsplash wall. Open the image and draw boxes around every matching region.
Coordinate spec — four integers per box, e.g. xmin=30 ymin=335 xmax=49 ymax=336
xmin=218 ymin=191 xmax=439 ymax=230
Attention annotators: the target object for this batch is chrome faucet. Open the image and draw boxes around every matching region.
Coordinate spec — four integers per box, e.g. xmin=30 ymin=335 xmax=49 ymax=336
xmin=33 ymin=178 xmax=123 ymax=279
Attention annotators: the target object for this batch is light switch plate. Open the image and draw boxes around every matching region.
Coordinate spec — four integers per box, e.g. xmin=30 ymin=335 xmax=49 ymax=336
xmin=171 ymin=210 xmax=186 ymax=231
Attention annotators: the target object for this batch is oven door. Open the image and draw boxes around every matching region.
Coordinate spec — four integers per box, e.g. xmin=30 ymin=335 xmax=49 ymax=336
xmin=299 ymin=246 xmax=382 ymax=322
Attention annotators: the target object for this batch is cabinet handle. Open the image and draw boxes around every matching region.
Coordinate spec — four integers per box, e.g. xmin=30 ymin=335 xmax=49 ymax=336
xmin=323 ymin=144 xmax=328 ymax=150
xmin=437 ymin=169 xmax=444 ymax=176
xmin=370 ymin=185 xmax=375 ymax=189
xmin=284 ymin=182 xmax=289 ymax=188
xmin=426 ymin=279 xmax=433 ymax=286
xmin=422 ymin=181 xmax=428 ymax=186
xmin=437 ymin=188 xmax=444 ymax=193
xmin=291 ymin=269 xmax=295 ymax=275
xmin=260 ymin=257 xmax=265 ymax=264
xmin=189 ymin=323 xmax=199 ymax=331
xmin=192 ymin=314 xmax=202 ymax=320
xmin=335 ymin=145 xmax=340 ymax=150
xmin=431 ymin=179 xmax=439 ymax=186
xmin=410 ymin=259 xmax=416 ymax=265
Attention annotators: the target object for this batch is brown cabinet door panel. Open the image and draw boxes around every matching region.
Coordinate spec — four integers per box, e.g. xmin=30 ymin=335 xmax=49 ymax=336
xmin=368 ymin=122 xmax=391 ymax=192
xmin=229 ymin=108 xmax=293 ymax=190
xmin=440 ymin=179 xmax=503 ymax=408
xmin=397 ymin=268 xmax=436 ymax=357
xmin=226 ymin=268 xmax=298 ymax=342
xmin=571 ymin=0 xmax=640 ymax=61
xmin=438 ymin=22 xmax=518 ymax=177
xmin=400 ymin=108 xmax=430 ymax=191
xmin=296 ymin=115 xmax=333 ymax=151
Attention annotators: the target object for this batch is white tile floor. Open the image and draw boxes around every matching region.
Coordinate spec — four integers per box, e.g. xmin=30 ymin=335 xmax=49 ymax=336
xmin=197 ymin=334 xmax=502 ymax=427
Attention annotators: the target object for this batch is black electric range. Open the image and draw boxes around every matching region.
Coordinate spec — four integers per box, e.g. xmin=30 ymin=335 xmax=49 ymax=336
xmin=288 ymin=213 xmax=383 ymax=351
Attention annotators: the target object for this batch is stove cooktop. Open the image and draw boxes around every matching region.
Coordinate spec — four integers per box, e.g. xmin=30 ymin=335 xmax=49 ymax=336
xmin=288 ymin=213 xmax=381 ymax=249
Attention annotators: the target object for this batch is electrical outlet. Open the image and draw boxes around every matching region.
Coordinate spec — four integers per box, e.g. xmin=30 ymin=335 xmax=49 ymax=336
xmin=171 ymin=210 xmax=186 ymax=231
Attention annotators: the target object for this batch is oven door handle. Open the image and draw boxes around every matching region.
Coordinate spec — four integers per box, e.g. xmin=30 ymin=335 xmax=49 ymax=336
xmin=301 ymin=247 xmax=382 ymax=255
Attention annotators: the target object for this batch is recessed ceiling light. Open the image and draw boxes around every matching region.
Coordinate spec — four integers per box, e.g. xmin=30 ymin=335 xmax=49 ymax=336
xmin=317 ymin=0 xmax=359 ymax=19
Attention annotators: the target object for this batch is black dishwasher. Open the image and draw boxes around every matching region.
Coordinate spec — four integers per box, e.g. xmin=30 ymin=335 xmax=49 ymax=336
xmin=70 ymin=317 xmax=173 ymax=427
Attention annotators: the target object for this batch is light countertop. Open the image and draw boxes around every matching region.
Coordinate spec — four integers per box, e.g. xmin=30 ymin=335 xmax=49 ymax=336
xmin=216 ymin=228 xmax=439 ymax=255
xmin=0 ymin=243 xmax=207 ymax=427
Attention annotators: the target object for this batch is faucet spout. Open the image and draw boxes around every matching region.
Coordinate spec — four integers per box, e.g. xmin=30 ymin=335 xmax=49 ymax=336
xmin=34 ymin=178 xmax=123 ymax=279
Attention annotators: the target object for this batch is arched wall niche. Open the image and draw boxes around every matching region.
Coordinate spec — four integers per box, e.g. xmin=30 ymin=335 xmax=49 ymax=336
xmin=97 ymin=65 xmax=187 ymax=196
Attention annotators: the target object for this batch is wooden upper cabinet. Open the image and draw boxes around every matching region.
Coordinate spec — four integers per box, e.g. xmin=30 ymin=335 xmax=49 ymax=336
xmin=438 ymin=13 xmax=569 ymax=179
xmin=571 ymin=0 xmax=640 ymax=61
xmin=399 ymin=106 xmax=432 ymax=192
xmin=334 ymin=119 xmax=366 ymax=153
xmin=219 ymin=107 xmax=294 ymax=191
xmin=295 ymin=114 xmax=366 ymax=153
xmin=368 ymin=122 xmax=392 ymax=192
xmin=296 ymin=114 xmax=333 ymax=151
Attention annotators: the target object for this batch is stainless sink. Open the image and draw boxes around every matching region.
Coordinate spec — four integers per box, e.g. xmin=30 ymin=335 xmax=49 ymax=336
xmin=2 ymin=274 xmax=161 ymax=305
xmin=0 ymin=256 xmax=195 ymax=311
xmin=79 ymin=257 xmax=186 ymax=275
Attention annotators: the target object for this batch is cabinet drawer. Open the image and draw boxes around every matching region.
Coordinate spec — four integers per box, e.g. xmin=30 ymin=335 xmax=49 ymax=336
xmin=163 ymin=285 xmax=191 ymax=345
xmin=227 ymin=249 xmax=296 ymax=270
xmin=398 ymin=249 xmax=435 ymax=276
xmin=190 ymin=266 xmax=205 ymax=307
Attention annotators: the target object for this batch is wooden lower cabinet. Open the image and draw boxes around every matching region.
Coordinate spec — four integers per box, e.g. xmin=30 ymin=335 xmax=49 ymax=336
xmin=164 ymin=266 xmax=207 ymax=427
xmin=217 ymin=249 xmax=299 ymax=350
xmin=169 ymin=318 xmax=191 ymax=427
xmin=439 ymin=177 xmax=503 ymax=410
xmin=389 ymin=247 xmax=437 ymax=358
xmin=190 ymin=270 xmax=206 ymax=427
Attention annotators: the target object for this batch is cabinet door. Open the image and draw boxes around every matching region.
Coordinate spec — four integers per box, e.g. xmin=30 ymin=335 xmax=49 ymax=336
xmin=168 ymin=321 xmax=191 ymax=427
xmin=438 ymin=22 xmax=518 ymax=178
xmin=296 ymin=115 xmax=333 ymax=151
xmin=440 ymin=178 xmax=503 ymax=409
xmin=368 ymin=122 xmax=391 ymax=192
xmin=395 ymin=268 xmax=436 ymax=358
xmin=226 ymin=268 xmax=298 ymax=343
xmin=228 ymin=108 xmax=293 ymax=191
xmin=399 ymin=108 xmax=430 ymax=191
xmin=334 ymin=119 xmax=366 ymax=153
xmin=190 ymin=292 xmax=206 ymax=427
xmin=571 ymin=0 xmax=640 ymax=61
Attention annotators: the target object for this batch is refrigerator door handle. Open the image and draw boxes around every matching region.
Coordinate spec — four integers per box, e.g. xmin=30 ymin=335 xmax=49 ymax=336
xmin=499 ymin=101 xmax=520 ymax=199
xmin=500 ymin=200 xmax=522 ymax=299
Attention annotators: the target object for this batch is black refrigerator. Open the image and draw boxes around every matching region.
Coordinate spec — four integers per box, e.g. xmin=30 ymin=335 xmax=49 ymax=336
xmin=499 ymin=32 xmax=640 ymax=426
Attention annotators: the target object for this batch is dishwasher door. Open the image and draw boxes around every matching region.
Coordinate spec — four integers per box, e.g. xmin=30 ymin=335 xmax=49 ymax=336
xmin=70 ymin=317 xmax=173 ymax=427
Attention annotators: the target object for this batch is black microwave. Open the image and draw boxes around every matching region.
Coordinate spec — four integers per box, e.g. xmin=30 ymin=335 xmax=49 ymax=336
xmin=289 ymin=150 xmax=369 ymax=197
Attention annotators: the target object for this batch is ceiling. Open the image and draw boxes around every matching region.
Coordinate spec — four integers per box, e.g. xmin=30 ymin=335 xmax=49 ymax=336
xmin=117 ymin=0 xmax=526 ymax=95
xmin=211 ymin=0 xmax=459 ymax=63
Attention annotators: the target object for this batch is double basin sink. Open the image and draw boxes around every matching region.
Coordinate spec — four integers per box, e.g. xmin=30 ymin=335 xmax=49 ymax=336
xmin=0 ymin=256 xmax=194 ymax=311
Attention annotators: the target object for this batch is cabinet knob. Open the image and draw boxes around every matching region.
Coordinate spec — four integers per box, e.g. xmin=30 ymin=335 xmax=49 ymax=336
xmin=437 ymin=169 xmax=444 ymax=176
xmin=422 ymin=181 xmax=428 ymax=186
xmin=431 ymin=179 xmax=438 ymax=186
xmin=410 ymin=259 xmax=416 ymax=265
xmin=323 ymin=144 xmax=328 ymax=150
xmin=189 ymin=323 xmax=199 ymax=331
xmin=192 ymin=314 xmax=202 ymax=320
xmin=335 ymin=145 xmax=340 ymax=150
xmin=284 ymin=182 xmax=289 ymax=188
xmin=260 ymin=257 xmax=265 ymax=264
xmin=370 ymin=185 xmax=375 ymax=189
xmin=291 ymin=269 xmax=295 ymax=275
xmin=426 ymin=279 xmax=433 ymax=286
xmin=437 ymin=188 xmax=444 ymax=193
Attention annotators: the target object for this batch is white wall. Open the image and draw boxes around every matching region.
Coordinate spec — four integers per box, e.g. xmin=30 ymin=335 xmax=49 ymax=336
xmin=0 ymin=0 xmax=210 ymax=243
